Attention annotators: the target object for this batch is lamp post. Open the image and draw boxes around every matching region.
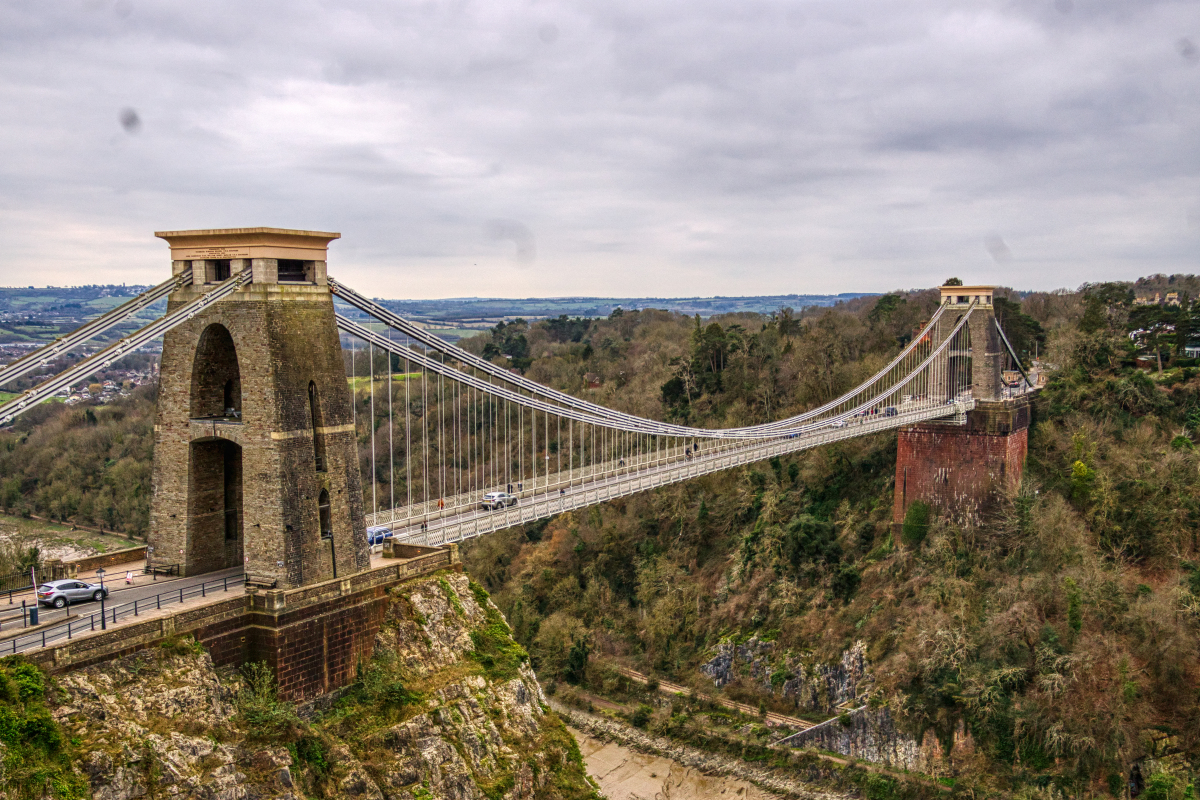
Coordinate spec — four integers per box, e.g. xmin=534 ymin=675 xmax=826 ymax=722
xmin=96 ymin=568 xmax=106 ymax=630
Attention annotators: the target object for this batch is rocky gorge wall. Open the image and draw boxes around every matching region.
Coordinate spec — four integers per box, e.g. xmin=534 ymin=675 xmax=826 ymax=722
xmin=699 ymin=638 xmax=868 ymax=714
xmin=5 ymin=572 xmax=598 ymax=800
xmin=699 ymin=639 xmax=976 ymax=775
xmin=784 ymin=706 xmax=975 ymax=775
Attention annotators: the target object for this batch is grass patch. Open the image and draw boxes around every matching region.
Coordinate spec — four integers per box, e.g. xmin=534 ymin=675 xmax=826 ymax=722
xmin=467 ymin=581 xmax=529 ymax=680
xmin=537 ymin=712 xmax=603 ymax=800
xmin=439 ymin=576 xmax=466 ymax=616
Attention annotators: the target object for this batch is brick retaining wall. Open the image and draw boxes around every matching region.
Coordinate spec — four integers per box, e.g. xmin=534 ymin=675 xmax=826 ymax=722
xmin=19 ymin=545 xmax=456 ymax=701
xmin=893 ymin=397 xmax=1032 ymax=526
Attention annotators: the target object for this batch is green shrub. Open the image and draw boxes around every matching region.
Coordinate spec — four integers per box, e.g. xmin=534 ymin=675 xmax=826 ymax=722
xmin=831 ymin=563 xmax=861 ymax=603
xmin=235 ymin=662 xmax=302 ymax=742
xmin=1064 ymin=577 xmax=1082 ymax=634
xmin=630 ymin=704 xmax=653 ymax=728
xmin=0 ymin=656 xmax=87 ymax=799
xmin=1143 ymin=773 xmax=1181 ymax=800
xmin=468 ymin=581 xmax=529 ymax=680
xmin=294 ymin=735 xmax=331 ymax=779
xmin=901 ymin=501 xmax=931 ymax=547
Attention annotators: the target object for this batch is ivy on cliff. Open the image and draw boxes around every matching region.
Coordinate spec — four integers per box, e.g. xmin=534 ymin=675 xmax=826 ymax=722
xmin=0 ymin=656 xmax=87 ymax=800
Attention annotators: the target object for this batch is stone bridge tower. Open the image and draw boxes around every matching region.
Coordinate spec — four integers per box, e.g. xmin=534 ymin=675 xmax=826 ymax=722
xmin=148 ymin=228 xmax=369 ymax=588
xmin=892 ymin=285 xmax=1032 ymax=529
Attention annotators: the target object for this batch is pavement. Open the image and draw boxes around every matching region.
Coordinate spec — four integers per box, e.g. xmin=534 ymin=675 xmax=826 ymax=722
xmin=0 ymin=565 xmax=244 ymax=648
xmin=0 ymin=550 xmax=429 ymax=654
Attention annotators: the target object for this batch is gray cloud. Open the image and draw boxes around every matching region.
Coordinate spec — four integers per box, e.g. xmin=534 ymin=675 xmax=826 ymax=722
xmin=0 ymin=0 xmax=1197 ymax=297
xmin=486 ymin=219 xmax=536 ymax=264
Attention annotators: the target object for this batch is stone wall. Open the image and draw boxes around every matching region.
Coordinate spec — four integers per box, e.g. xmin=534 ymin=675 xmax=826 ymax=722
xmin=46 ymin=545 xmax=148 ymax=577
xmin=150 ymin=275 xmax=368 ymax=588
xmin=23 ymin=546 xmax=454 ymax=702
xmin=893 ymin=396 xmax=1031 ymax=526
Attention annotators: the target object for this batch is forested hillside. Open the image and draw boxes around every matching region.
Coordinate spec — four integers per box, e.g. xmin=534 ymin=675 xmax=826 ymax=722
xmin=0 ymin=385 xmax=155 ymax=536
xmin=2 ymin=279 xmax=1198 ymax=797
xmin=458 ymin=282 xmax=1200 ymax=799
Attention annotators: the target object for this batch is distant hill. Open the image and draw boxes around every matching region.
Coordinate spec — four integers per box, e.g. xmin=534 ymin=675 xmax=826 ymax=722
xmin=0 ymin=284 xmax=877 ymax=344
xmin=367 ymin=293 xmax=877 ymax=325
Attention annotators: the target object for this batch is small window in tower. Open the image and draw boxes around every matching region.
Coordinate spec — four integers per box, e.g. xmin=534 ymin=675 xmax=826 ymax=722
xmin=214 ymin=260 xmax=231 ymax=281
xmin=278 ymin=260 xmax=309 ymax=282
xmin=309 ymin=382 xmax=326 ymax=471
xmin=318 ymin=490 xmax=332 ymax=539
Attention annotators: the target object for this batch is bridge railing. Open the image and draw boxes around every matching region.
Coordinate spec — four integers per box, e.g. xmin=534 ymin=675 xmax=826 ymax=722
xmin=364 ymin=435 xmax=750 ymax=530
xmin=1 ymin=572 xmax=247 ymax=655
xmin=0 ymin=571 xmax=33 ymax=596
xmin=393 ymin=398 xmax=972 ymax=547
xmin=363 ymin=304 xmax=977 ymax=534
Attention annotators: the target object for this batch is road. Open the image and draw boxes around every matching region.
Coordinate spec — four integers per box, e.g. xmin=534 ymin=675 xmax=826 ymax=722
xmin=610 ymin=665 xmax=818 ymax=731
xmin=1 ymin=567 xmax=244 ymax=653
xmin=385 ymin=401 xmax=969 ymax=547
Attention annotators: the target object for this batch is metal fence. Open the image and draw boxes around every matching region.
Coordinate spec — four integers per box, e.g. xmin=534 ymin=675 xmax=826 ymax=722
xmin=0 ymin=571 xmax=32 ymax=596
xmin=1 ymin=572 xmax=246 ymax=655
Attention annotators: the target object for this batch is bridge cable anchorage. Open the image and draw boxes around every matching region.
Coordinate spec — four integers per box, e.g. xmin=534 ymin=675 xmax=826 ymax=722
xmin=0 ymin=268 xmax=193 ymax=391
xmin=348 ymin=302 xmax=980 ymax=535
xmin=329 ymin=276 xmax=953 ymax=437
xmin=0 ymin=269 xmax=248 ymax=426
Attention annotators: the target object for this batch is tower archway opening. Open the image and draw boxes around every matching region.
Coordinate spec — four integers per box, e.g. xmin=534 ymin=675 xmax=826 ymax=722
xmin=191 ymin=324 xmax=241 ymax=419
xmin=188 ymin=438 xmax=243 ymax=572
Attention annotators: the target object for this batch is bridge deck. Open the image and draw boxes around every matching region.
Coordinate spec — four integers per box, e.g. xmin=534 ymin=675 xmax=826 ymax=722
xmin=388 ymin=400 xmax=972 ymax=547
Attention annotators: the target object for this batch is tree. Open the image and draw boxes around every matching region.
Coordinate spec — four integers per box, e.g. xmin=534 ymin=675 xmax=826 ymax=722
xmin=660 ymin=377 xmax=688 ymax=407
xmin=1079 ymin=282 xmax=1134 ymax=334
xmin=1128 ymin=304 xmax=1172 ymax=372
xmin=993 ymin=297 xmax=1046 ymax=365
xmin=943 ymin=277 xmax=963 ymax=286
xmin=868 ymin=294 xmax=906 ymax=326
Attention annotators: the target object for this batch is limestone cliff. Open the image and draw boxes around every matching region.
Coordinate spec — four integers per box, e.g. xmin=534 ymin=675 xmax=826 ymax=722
xmin=7 ymin=573 xmax=597 ymax=800
xmin=700 ymin=638 xmax=868 ymax=714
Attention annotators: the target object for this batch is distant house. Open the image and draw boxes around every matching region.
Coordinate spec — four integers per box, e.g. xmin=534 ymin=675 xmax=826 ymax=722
xmin=1133 ymin=292 xmax=1162 ymax=306
xmin=584 ymin=372 xmax=602 ymax=389
xmin=1166 ymin=292 xmax=1181 ymax=307
xmin=1185 ymin=344 xmax=1200 ymax=359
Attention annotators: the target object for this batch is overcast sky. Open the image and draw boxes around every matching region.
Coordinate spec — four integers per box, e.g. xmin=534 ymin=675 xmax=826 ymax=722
xmin=1 ymin=0 xmax=1197 ymax=297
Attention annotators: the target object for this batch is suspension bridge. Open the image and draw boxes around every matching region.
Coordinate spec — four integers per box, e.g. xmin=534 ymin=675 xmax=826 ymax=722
xmin=0 ymin=228 xmax=1033 ymax=591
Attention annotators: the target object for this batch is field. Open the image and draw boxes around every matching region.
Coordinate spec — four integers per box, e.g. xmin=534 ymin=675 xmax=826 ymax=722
xmin=0 ymin=513 xmax=140 ymax=564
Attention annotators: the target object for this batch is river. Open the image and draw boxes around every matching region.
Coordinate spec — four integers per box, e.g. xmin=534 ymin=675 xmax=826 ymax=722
xmin=570 ymin=726 xmax=777 ymax=800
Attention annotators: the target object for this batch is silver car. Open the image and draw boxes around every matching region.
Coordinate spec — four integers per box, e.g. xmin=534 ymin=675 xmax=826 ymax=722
xmin=480 ymin=491 xmax=517 ymax=510
xmin=36 ymin=579 xmax=109 ymax=609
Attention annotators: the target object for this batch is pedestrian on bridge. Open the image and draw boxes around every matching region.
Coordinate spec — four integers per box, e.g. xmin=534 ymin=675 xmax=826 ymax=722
xmin=125 ymin=571 xmax=133 ymax=585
